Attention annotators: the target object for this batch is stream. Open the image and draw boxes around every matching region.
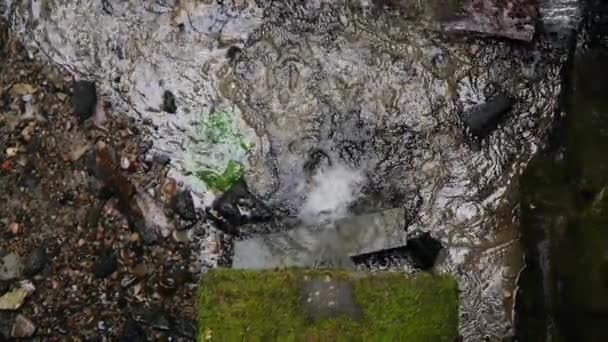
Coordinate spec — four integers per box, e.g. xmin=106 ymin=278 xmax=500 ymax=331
xmin=0 ymin=0 xmax=586 ymax=340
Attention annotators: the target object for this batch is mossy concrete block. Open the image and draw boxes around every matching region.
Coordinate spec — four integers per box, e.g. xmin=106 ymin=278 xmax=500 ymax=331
xmin=198 ymin=268 xmax=459 ymax=341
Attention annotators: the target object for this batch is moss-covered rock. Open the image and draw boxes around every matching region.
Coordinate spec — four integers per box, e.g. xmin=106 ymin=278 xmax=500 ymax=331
xmin=198 ymin=268 xmax=459 ymax=341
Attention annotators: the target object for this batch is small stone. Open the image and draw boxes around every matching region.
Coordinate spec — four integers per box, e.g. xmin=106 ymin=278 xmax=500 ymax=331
xmin=94 ymin=250 xmax=117 ymax=279
xmin=5 ymin=147 xmax=18 ymax=158
xmin=11 ymin=314 xmax=36 ymax=338
xmin=7 ymin=222 xmax=20 ymax=235
xmin=0 ymin=253 xmax=23 ymax=281
xmin=132 ymin=264 xmax=149 ymax=278
xmin=0 ymin=288 xmax=27 ymax=310
xmin=172 ymin=190 xmax=197 ymax=221
xmin=71 ymin=80 xmax=97 ymax=122
xmin=129 ymin=233 xmax=140 ymax=243
xmin=172 ymin=230 xmax=190 ymax=243
xmin=120 ymin=157 xmax=130 ymax=170
xmin=24 ymin=247 xmax=47 ymax=277
xmin=21 ymin=94 xmax=33 ymax=102
xmin=161 ymin=90 xmax=177 ymax=114
xmin=77 ymin=238 xmax=86 ymax=247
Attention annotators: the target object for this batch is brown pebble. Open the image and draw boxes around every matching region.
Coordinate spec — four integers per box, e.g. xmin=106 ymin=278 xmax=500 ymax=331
xmin=132 ymin=264 xmax=149 ymax=278
xmin=8 ymin=222 xmax=20 ymax=235
xmin=77 ymin=238 xmax=86 ymax=247
xmin=129 ymin=233 xmax=140 ymax=242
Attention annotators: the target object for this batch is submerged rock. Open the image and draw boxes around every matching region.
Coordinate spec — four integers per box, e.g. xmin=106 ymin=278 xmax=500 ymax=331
xmin=460 ymin=93 xmax=514 ymax=140
xmin=71 ymin=80 xmax=97 ymax=122
xmin=232 ymin=208 xmax=407 ymax=269
xmin=210 ymin=179 xmax=272 ymax=236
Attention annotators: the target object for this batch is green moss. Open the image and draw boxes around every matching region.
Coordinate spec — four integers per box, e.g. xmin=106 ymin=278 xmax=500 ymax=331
xmin=198 ymin=269 xmax=459 ymax=341
xmin=196 ymin=160 xmax=244 ymax=193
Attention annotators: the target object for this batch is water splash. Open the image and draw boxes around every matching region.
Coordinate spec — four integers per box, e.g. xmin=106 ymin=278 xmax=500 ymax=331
xmin=298 ymin=164 xmax=365 ymax=225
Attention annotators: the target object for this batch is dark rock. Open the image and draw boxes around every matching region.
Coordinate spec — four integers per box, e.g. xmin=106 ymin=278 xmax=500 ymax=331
xmin=460 ymin=93 xmax=514 ymax=140
xmin=161 ymin=90 xmax=177 ymax=114
xmin=24 ymin=247 xmax=47 ymax=277
xmin=300 ymin=278 xmax=362 ymax=322
xmin=119 ymin=318 xmax=147 ymax=342
xmin=405 ymin=232 xmax=443 ymax=270
xmin=172 ymin=190 xmax=197 ymax=221
xmin=210 ymin=179 xmax=272 ymax=235
xmin=94 ymin=250 xmax=117 ymax=278
xmin=71 ymin=80 xmax=97 ymax=122
xmin=153 ymin=154 xmax=171 ymax=166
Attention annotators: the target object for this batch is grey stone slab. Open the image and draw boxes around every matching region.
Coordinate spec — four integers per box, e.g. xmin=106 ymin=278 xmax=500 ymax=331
xmin=232 ymin=208 xmax=407 ymax=269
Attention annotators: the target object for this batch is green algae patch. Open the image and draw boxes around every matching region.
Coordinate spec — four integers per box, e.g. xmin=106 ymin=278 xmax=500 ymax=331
xmin=198 ymin=269 xmax=458 ymax=341
xmin=196 ymin=160 xmax=244 ymax=193
xmin=184 ymin=110 xmax=255 ymax=193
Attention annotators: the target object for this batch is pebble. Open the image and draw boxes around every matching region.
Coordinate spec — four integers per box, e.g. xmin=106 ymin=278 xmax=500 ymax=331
xmin=24 ymin=247 xmax=47 ymax=277
xmin=162 ymin=90 xmax=177 ymax=114
xmin=7 ymin=222 xmax=20 ymax=235
xmin=94 ymin=250 xmax=117 ymax=279
xmin=120 ymin=157 xmax=130 ymax=170
xmin=5 ymin=147 xmax=18 ymax=158
xmin=0 ymin=253 xmax=23 ymax=281
xmin=11 ymin=314 xmax=36 ymax=338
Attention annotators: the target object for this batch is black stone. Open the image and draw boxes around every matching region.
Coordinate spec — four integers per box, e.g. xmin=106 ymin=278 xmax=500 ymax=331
xmin=94 ymin=250 xmax=117 ymax=278
xmin=24 ymin=247 xmax=47 ymax=277
xmin=172 ymin=190 xmax=197 ymax=221
xmin=405 ymin=232 xmax=443 ymax=270
xmin=71 ymin=80 xmax=97 ymax=122
xmin=210 ymin=179 xmax=272 ymax=236
xmin=161 ymin=90 xmax=177 ymax=114
xmin=153 ymin=154 xmax=171 ymax=166
xmin=460 ymin=93 xmax=514 ymax=140
xmin=118 ymin=318 xmax=147 ymax=342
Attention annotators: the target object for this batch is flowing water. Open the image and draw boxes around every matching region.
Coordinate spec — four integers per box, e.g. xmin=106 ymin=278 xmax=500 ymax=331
xmin=1 ymin=0 xmax=582 ymax=339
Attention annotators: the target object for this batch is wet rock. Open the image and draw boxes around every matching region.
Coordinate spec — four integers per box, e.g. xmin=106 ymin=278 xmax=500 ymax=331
xmin=172 ymin=190 xmax=196 ymax=222
xmin=11 ymin=314 xmax=35 ymax=338
xmin=24 ymin=247 xmax=47 ymax=277
xmin=0 ymin=253 xmax=23 ymax=281
xmin=161 ymin=90 xmax=177 ymax=114
xmin=210 ymin=179 xmax=272 ymax=235
xmin=405 ymin=232 xmax=443 ymax=270
xmin=460 ymin=93 xmax=514 ymax=140
xmin=94 ymin=250 xmax=117 ymax=278
xmin=232 ymin=208 xmax=407 ymax=269
xmin=300 ymin=277 xmax=362 ymax=322
xmin=118 ymin=318 xmax=147 ymax=342
xmin=71 ymin=80 xmax=97 ymax=122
